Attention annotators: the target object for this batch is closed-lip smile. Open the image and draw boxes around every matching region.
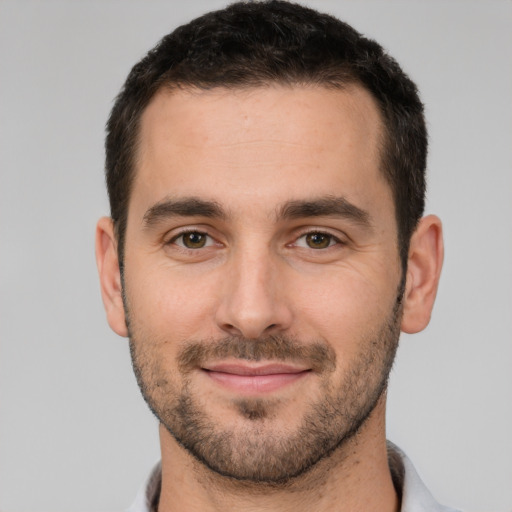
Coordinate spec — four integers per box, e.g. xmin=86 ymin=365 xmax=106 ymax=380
xmin=201 ymin=362 xmax=311 ymax=394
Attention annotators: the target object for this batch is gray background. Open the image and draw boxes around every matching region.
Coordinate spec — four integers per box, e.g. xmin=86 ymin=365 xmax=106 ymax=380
xmin=1 ymin=1 xmax=511 ymax=510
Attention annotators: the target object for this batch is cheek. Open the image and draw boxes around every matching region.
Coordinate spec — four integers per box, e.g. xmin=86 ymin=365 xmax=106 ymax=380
xmin=124 ymin=260 xmax=220 ymax=342
xmin=289 ymin=266 xmax=397 ymax=348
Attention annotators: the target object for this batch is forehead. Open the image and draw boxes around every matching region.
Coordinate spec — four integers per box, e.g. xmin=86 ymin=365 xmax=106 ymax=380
xmin=132 ymin=84 xmax=390 ymax=219
xmin=138 ymin=84 xmax=383 ymax=158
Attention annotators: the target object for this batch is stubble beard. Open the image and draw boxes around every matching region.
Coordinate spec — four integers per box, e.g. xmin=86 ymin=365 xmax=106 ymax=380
xmin=125 ymin=285 xmax=403 ymax=484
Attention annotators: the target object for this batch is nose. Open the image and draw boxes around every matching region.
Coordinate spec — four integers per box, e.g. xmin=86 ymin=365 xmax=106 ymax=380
xmin=215 ymin=244 xmax=293 ymax=339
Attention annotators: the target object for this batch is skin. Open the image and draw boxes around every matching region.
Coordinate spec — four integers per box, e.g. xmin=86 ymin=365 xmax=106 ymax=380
xmin=96 ymin=84 xmax=443 ymax=512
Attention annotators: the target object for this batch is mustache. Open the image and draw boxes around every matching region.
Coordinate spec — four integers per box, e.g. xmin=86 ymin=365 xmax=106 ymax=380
xmin=177 ymin=335 xmax=336 ymax=373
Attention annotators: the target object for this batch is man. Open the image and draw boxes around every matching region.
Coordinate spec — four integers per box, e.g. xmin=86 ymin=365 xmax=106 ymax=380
xmin=95 ymin=1 xmax=454 ymax=510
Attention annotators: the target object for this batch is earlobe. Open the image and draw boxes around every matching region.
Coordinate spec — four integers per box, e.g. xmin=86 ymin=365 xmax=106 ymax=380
xmin=401 ymin=215 xmax=444 ymax=334
xmin=95 ymin=217 xmax=128 ymax=337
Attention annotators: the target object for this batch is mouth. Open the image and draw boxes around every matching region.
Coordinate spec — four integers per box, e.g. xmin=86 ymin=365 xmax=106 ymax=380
xmin=201 ymin=362 xmax=311 ymax=394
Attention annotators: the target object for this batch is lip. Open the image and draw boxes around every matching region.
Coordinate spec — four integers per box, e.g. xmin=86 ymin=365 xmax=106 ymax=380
xmin=202 ymin=362 xmax=311 ymax=394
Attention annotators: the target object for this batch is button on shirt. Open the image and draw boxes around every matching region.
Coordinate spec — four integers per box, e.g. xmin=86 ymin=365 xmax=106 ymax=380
xmin=126 ymin=442 xmax=461 ymax=512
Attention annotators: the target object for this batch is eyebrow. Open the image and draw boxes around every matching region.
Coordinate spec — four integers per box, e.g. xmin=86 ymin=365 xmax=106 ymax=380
xmin=143 ymin=197 xmax=226 ymax=228
xmin=279 ymin=196 xmax=372 ymax=227
xmin=142 ymin=195 xmax=371 ymax=229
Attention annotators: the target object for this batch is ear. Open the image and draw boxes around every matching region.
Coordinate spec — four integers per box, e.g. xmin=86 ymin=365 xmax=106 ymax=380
xmin=95 ymin=217 xmax=128 ymax=337
xmin=401 ymin=215 xmax=444 ymax=334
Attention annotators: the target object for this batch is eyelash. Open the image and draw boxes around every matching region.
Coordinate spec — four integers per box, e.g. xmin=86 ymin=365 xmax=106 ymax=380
xmin=166 ymin=228 xmax=345 ymax=252
xmin=167 ymin=229 xmax=215 ymax=250
xmin=292 ymin=229 xmax=345 ymax=250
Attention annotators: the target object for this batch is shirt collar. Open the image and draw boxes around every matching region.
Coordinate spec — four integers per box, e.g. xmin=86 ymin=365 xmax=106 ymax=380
xmin=387 ymin=442 xmax=460 ymax=512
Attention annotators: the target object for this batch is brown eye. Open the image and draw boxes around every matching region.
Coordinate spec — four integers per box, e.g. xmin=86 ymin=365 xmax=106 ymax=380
xmin=178 ymin=232 xmax=209 ymax=249
xmin=305 ymin=232 xmax=333 ymax=249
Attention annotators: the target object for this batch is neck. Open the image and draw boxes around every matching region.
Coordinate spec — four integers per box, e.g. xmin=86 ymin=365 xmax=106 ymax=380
xmin=157 ymin=396 xmax=399 ymax=512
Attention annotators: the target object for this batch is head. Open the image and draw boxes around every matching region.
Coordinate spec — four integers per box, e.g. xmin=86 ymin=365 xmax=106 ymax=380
xmin=97 ymin=0 xmax=443 ymax=485
xmin=105 ymin=0 xmax=427 ymax=273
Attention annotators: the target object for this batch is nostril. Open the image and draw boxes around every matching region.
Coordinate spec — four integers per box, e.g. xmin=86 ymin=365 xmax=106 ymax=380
xmin=221 ymin=323 xmax=243 ymax=336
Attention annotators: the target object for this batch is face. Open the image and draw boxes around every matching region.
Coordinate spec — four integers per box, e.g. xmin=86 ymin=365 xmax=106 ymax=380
xmin=121 ymin=85 xmax=404 ymax=482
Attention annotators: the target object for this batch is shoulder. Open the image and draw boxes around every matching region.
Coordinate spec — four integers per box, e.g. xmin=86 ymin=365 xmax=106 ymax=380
xmin=388 ymin=442 xmax=463 ymax=512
